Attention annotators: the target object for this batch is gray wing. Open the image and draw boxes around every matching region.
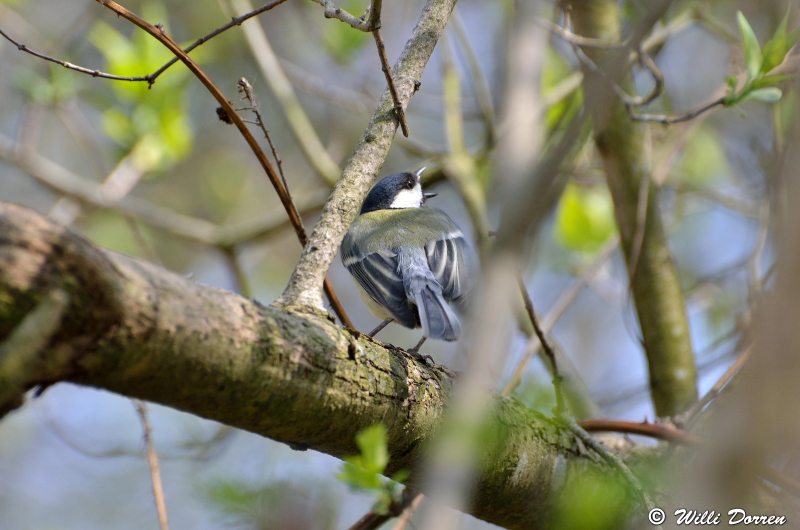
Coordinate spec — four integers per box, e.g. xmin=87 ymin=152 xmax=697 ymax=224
xmin=425 ymin=235 xmax=473 ymax=303
xmin=345 ymin=250 xmax=418 ymax=328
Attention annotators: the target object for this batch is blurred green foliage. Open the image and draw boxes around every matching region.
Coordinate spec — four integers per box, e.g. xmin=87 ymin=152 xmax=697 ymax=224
xmin=87 ymin=3 xmax=197 ymax=174
xmin=13 ymin=64 xmax=78 ymax=105
xmin=677 ymin=127 xmax=729 ymax=185
xmin=322 ymin=0 xmax=370 ymax=64
xmin=513 ymin=373 xmax=557 ymax=415
xmin=549 ymin=470 xmax=634 ymax=530
xmin=555 ymin=181 xmax=617 ymax=254
xmin=337 ymin=424 xmax=408 ymax=515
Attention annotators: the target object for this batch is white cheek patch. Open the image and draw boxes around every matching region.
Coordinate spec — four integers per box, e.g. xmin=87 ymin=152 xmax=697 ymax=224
xmin=390 ymin=185 xmax=423 ymax=209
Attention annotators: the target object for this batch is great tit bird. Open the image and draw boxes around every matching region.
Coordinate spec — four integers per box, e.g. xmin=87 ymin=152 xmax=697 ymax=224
xmin=341 ymin=168 xmax=474 ymax=343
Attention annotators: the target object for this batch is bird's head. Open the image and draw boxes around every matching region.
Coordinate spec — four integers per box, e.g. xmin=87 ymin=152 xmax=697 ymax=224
xmin=360 ymin=168 xmax=438 ymax=214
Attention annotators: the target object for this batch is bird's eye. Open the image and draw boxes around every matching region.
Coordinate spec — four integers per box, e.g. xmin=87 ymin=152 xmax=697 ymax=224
xmin=406 ymin=180 xmax=414 ymax=189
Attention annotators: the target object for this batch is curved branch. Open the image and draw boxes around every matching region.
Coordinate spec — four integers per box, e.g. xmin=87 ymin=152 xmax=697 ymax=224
xmin=1 ymin=202 xmax=621 ymax=530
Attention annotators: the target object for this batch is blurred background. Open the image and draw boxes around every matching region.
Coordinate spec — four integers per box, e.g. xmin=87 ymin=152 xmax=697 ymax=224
xmin=0 ymin=0 xmax=785 ymax=528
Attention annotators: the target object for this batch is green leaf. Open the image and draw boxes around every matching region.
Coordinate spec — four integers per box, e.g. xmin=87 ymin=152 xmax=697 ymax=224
xmin=751 ymin=73 xmax=797 ymax=90
xmin=738 ymin=11 xmax=763 ymax=79
xmin=336 ymin=424 xmax=391 ymax=492
xmin=356 ymin=424 xmax=389 ymax=473
xmin=760 ymin=9 xmax=800 ymax=74
xmin=742 ymin=87 xmax=783 ymax=103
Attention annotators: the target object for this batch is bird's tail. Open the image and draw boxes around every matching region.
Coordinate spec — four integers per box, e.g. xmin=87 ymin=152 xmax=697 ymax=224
xmin=414 ymin=282 xmax=461 ymax=341
xmin=398 ymin=247 xmax=462 ymax=341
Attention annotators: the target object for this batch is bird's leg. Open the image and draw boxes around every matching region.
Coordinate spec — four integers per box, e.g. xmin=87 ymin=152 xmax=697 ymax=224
xmin=368 ymin=318 xmax=393 ymax=337
xmin=410 ymin=336 xmax=427 ymax=352
xmin=408 ymin=336 xmax=435 ymax=365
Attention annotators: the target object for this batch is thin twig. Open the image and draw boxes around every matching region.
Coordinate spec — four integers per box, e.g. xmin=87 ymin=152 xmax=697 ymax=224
xmin=145 ymin=0 xmax=293 ymax=86
xmin=237 ymin=77 xmax=291 ymax=202
xmin=578 ymin=418 xmax=703 ymax=445
xmin=91 ymin=0 xmax=353 ymax=328
xmin=517 ymin=276 xmax=567 ymax=416
xmin=373 ymin=28 xmax=410 ymax=137
xmin=558 ymin=12 xmax=726 ymax=126
xmin=683 ymin=346 xmax=752 ymax=424
xmin=628 ymin=97 xmax=727 ymax=125
xmin=133 ymin=400 xmax=169 ymax=530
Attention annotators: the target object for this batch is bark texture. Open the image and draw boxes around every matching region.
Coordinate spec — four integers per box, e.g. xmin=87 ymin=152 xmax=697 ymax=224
xmin=0 ymin=202 xmax=616 ymax=530
xmin=571 ymin=0 xmax=698 ymax=416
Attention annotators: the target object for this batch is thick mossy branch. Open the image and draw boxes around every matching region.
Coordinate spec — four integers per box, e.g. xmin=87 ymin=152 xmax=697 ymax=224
xmin=1 ymin=202 xmax=618 ymax=530
xmin=571 ymin=0 xmax=698 ymax=416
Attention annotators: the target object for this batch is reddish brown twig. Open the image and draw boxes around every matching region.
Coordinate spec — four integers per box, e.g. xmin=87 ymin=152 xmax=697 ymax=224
xmin=133 ymin=400 xmax=169 ymax=530
xmin=578 ymin=418 xmax=704 ymax=446
xmin=578 ymin=416 xmax=800 ymax=499
xmin=92 ymin=0 xmax=353 ymax=328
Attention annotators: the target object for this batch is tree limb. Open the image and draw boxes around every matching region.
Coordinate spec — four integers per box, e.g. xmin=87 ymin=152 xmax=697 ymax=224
xmin=0 ymin=202 xmax=628 ymax=530
xmin=571 ymin=0 xmax=698 ymax=416
xmin=276 ymin=0 xmax=457 ymax=310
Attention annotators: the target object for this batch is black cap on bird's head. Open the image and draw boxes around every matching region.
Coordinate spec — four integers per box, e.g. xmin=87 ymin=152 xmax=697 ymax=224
xmin=360 ymin=168 xmax=438 ymax=214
